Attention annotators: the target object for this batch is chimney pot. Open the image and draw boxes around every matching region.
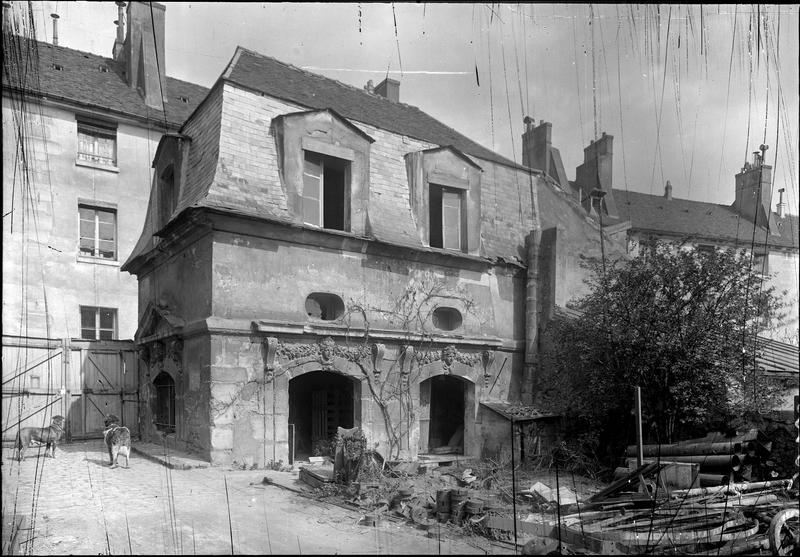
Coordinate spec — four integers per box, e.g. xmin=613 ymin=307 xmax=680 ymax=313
xmin=50 ymin=13 xmax=59 ymax=46
xmin=664 ymin=180 xmax=673 ymax=200
xmin=776 ymin=187 xmax=786 ymax=218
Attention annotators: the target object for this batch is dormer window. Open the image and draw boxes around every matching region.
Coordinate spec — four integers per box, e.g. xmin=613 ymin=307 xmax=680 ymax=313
xmin=272 ymin=109 xmax=374 ymax=237
xmin=302 ymin=152 xmax=349 ymax=231
xmin=405 ymin=146 xmax=482 ymax=255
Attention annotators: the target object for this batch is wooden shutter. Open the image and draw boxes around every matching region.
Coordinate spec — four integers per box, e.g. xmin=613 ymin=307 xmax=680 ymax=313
xmin=441 ymin=189 xmax=462 ymax=250
xmin=302 ymin=153 xmax=322 ymax=226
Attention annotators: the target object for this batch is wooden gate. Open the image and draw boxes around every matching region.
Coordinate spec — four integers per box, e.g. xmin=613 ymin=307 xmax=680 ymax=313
xmin=2 ymin=335 xmax=138 ymax=442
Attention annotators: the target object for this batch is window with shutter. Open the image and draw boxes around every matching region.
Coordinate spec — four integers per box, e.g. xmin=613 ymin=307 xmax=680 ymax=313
xmin=429 ymin=184 xmax=462 ymax=250
xmin=302 ymin=151 xmax=349 ymax=231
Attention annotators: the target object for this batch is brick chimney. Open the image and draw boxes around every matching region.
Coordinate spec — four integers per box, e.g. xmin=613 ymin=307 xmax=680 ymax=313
xmin=374 ymin=78 xmax=399 ymax=102
xmin=521 ymin=117 xmax=570 ymax=190
xmin=733 ymin=144 xmax=776 ymax=231
xmin=575 ymin=132 xmax=618 ymax=218
xmin=113 ymin=1 xmax=167 ymax=111
xmin=664 ymin=180 xmax=673 ymax=200
xmin=522 ymin=116 xmax=550 ymax=171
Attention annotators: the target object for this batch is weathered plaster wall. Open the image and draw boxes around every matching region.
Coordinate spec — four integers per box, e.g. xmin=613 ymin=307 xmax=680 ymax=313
xmin=211 ymin=230 xmax=518 ymax=339
xmin=2 ymin=98 xmax=161 ymax=339
xmin=768 ymin=250 xmax=799 ymax=344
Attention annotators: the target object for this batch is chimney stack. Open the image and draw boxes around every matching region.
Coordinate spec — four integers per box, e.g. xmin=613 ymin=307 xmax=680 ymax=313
xmin=50 ymin=13 xmax=59 ymax=46
xmin=734 ymin=143 xmax=775 ymax=230
xmin=776 ymin=188 xmax=786 ymax=218
xmin=116 ymin=2 xmax=167 ymax=111
xmin=664 ymin=180 xmax=673 ymax=200
xmin=374 ymin=78 xmax=399 ymax=103
xmin=112 ymin=2 xmax=126 ymax=60
xmin=575 ymin=131 xmax=619 ymax=218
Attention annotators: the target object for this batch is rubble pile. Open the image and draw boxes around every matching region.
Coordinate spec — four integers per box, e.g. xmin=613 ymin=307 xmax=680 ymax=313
xmin=560 ymin=466 xmax=798 ymax=555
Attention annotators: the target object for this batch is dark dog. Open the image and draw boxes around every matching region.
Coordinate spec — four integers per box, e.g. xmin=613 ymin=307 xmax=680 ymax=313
xmin=13 ymin=415 xmax=65 ymax=461
xmin=103 ymin=414 xmax=131 ymax=468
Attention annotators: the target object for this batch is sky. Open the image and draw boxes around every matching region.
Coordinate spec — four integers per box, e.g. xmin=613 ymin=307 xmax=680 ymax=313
xmin=18 ymin=2 xmax=800 ymax=215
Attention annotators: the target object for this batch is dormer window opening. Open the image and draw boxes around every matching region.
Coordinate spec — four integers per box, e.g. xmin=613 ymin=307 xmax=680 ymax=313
xmin=429 ymin=184 xmax=462 ymax=250
xmin=302 ymin=151 xmax=350 ymax=231
xmin=52 ymin=63 xmax=63 ymax=71
xmin=98 ymin=65 xmax=109 ymax=73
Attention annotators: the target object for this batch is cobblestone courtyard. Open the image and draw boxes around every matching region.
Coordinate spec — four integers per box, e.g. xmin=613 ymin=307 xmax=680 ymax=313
xmin=2 ymin=440 xmax=490 ymax=555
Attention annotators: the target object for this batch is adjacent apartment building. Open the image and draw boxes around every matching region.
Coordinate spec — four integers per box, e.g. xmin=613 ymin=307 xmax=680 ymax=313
xmin=2 ymin=2 xmax=206 ymax=342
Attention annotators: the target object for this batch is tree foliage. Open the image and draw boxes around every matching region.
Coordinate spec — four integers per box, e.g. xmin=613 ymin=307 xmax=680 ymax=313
xmin=539 ymin=241 xmax=788 ymax=463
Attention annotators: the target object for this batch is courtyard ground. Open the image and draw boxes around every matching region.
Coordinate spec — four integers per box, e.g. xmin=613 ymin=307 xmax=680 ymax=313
xmin=1 ymin=440 xmax=498 ymax=555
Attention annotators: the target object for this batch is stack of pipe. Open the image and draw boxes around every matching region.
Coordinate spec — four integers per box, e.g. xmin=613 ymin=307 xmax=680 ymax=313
xmin=624 ymin=430 xmax=774 ymax=486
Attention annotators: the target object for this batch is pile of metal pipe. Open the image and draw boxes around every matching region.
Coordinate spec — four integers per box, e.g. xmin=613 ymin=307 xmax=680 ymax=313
xmin=624 ymin=429 xmax=776 ymax=486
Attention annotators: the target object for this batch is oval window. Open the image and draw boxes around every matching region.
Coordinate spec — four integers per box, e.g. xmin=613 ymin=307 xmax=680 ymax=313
xmin=432 ymin=307 xmax=462 ymax=331
xmin=305 ymin=293 xmax=345 ymax=321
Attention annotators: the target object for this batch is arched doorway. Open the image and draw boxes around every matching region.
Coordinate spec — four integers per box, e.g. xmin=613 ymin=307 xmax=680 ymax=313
xmin=153 ymin=371 xmax=176 ymax=433
xmin=288 ymin=370 xmax=357 ymax=463
xmin=421 ymin=375 xmax=466 ymax=454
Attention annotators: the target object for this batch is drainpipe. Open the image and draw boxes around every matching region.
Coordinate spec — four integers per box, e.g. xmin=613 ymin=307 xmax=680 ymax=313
xmin=524 ymin=229 xmax=541 ymax=405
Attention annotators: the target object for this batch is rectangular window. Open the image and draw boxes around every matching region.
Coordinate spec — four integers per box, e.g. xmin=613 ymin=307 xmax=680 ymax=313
xmin=79 ymin=205 xmax=117 ymax=260
xmin=429 ymin=184 xmax=462 ymax=250
xmin=77 ymin=120 xmax=117 ymax=166
xmin=302 ymin=151 xmax=349 ymax=231
xmin=753 ymin=252 xmax=769 ymax=275
xmin=80 ymin=306 xmax=117 ymax=340
xmin=158 ymin=166 xmax=177 ymax=229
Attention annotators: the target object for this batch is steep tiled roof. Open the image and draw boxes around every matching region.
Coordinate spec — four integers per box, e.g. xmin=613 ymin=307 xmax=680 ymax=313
xmin=224 ymin=47 xmax=523 ymax=170
xmin=2 ymin=37 xmax=208 ymax=127
xmin=613 ymin=189 xmax=799 ymax=250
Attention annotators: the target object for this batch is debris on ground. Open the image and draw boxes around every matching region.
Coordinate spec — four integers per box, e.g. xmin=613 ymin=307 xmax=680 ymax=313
xmin=287 ymin=426 xmax=799 ymax=554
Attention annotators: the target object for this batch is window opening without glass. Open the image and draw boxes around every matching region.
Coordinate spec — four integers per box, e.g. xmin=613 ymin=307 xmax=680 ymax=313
xmin=305 ymin=293 xmax=345 ymax=321
xmin=432 ymin=307 xmax=462 ymax=331
xmin=77 ymin=120 xmax=117 ymax=166
xmin=80 ymin=306 xmax=117 ymax=340
xmin=302 ymin=151 xmax=349 ymax=231
xmin=79 ymin=205 xmax=116 ymax=259
xmin=429 ymin=184 xmax=462 ymax=250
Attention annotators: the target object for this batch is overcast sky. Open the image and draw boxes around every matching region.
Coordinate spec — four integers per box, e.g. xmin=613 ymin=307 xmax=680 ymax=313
xmin=22 ymin=2 xmax=800 ymax=215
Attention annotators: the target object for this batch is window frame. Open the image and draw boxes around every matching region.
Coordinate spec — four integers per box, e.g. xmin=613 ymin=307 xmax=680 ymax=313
xmin=76 ymin=119 xmax=118 ymax=167
xmin=79 ymin=306 xmax=118 ymax=340
xmin=429 ymin=183 xmax=464 ymax=251
xmin=79 ymin=204 xmax=117 ymax=260
xmin=301 ymin=150 xmax=351 ymax=231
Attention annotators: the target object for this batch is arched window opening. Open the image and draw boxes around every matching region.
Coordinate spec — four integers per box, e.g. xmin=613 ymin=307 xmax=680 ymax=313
xmin=153 ymin=371 xmax=176 ymax=434
xmin=305 ymin=293 xmax=345 ymax=321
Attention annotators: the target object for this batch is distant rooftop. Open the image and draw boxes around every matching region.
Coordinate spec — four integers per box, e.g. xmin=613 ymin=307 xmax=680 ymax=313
xmin=613 ymin=188 xmax=798 ymax=250
xmin=2 ymin=37 xmax=208 ymax=128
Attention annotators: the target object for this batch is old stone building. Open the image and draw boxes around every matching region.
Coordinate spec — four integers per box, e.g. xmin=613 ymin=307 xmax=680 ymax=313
xmin=122 ymin=46 xmax=628 ymax=467
xmin=2 ymin=2 xmax=206 ymax=340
